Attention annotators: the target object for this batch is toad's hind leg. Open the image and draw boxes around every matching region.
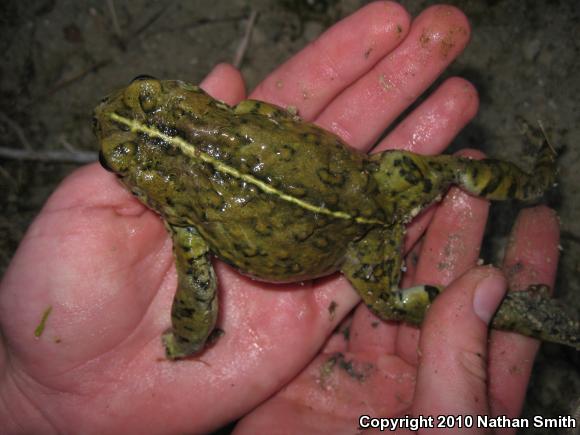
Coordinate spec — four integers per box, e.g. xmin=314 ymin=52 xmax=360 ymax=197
xmin=493 ymin=287 xmax=579 ymax=349
xmin=371 ymin=139 xmax=556 ymax=217
xmin=342 ymin=225 xmax=579 ymax=349
xmin=163 ymin=225 xmax=218 ymax=360
xmin=451 ymin=138 xmax=557 ymax=201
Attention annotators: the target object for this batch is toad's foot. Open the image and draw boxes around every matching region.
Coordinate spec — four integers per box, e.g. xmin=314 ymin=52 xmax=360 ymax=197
xmin=373 ymin=283 xmax=579 ymax=350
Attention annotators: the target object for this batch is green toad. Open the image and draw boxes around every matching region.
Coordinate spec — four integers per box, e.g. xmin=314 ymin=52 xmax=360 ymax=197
xmin=94 ymin=77 xmax=579 ymax=359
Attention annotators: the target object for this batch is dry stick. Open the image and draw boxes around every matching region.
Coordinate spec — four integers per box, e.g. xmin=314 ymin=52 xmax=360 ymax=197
xmin=19 ymin=60 xmax=110 ymax=110
xmin=133 ymin=6 xmax=167 ymax=38
xmin=106 ymin=0 xmax=123 ymax=40
xmin=537 ymin=119 xmax=557 ymax=154
xmin=0 ymin=165 xmax=16 ymax=187
xmin=233 ymin=10 xmax=258 ymax=69
xmin=33 ymin=59 xmax=112 ymax=104
xmin=6 ymin=9 xmax=254 ymax=165
xmin=0 ymin=113 xmax=33 ymax=150
xmin=170 ymin=16 xmax=245 ymax=33
xmin=0 ymin=113 xmax=96 ymax=163
xmin=3 ymin=4 xmax=168 ymax=165
xmin=0 ymin=147 xmax=96 ymax=163
xmin=36 ymin=5 xmax=165 ymax=102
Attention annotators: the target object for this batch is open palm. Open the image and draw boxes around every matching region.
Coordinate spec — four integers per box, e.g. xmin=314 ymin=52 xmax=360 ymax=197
xmin=0 ymin=3 xmax=559 ymax=434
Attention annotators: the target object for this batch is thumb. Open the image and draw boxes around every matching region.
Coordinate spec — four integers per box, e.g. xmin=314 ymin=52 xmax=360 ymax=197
xmin=412 ymin=267 xmax=506 ymax=426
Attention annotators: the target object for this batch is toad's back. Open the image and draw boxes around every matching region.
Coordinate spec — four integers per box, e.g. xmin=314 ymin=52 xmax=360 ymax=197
xmin=95 ymin=78 xmax=385 ymax=281
xmin=95 ymin=77 xmax=580 ymax=360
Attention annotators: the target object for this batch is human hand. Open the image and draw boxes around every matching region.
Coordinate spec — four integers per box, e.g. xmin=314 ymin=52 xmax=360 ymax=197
xmin=0 ymin=3 xmax=558 ymax=434
xmin=234 ymin=202 xmax=559 ymax=434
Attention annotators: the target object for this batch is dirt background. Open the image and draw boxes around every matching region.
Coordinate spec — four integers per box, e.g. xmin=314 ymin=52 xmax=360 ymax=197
xmin=0 ymin=0 xmax=578 ymax=432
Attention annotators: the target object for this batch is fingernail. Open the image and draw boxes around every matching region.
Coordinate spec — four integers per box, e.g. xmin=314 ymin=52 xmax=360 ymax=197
xmin=473 ymin=273 xmax=507 ymax=324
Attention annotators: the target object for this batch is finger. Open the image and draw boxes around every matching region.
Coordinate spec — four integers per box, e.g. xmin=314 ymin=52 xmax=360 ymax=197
xmin=347 ymin=79 xmax=479 ymax=354
xmin=413 ymin=187 xmax=489 ymax=286
xmin=323 ymin=312 xmax=354 ymax=354
xmin=347 ymin=303 xmax=399 ymax=355
xmin=315 ymin=5 xmax=471 ymax=150
xmin=402 ymin=238 xmax=423 ymax=288
xmin=200 ymin=63 xmax=246 ymax=104
xmin=383 ymin=78 xmax=478 ymax=250
xmin=250 ymin=1 xmax=411 ymax=120
xmin=404 ymin=205 xmax=436 ymax=251
xmin=346 ymin=206 xmax=434 ymax=356
xmin=488 ymin=206 xmax=560 ymax=418
xmin=397 ymin=150 xmax=490 ymax=365
xmin=348 ymin=151 xmax=487 ymax=356
xmin=376 ymin=77 xmax=479 ymax=154
xmin=413 ymin=267 xmax=507 ymax=424
xmin=502 ymin=206 xmax=559 ymax=293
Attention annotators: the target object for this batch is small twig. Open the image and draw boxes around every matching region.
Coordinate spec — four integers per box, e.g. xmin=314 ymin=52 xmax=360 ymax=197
xmin=0 ymin=147 xmax=96 ymax=164
xmin=0 ymin=114 xmax=96 ymax=165
xmin=233 ymin=10 xmax=258 ymax=69
xmin=106 ymin=0 xmax=123 ymax=40
xmin=561 ymin=230 xmax=580 ymax=246
xmin=537 ymin=119 xmax=557 ymax=154
xmin=59 ymin=135 xmax=76 ymax=153
xmin=154 ymin=15 xmax=245 ymax=35
xmin=44 ymin=59 xmax=112 ymax=98
xmin=133 ymin=7 xmax=167 ymax=39
xmin=0 ymin=113 xmax=33 ymax=150
xmin=0 ymin=165 xmax=16 ymax=188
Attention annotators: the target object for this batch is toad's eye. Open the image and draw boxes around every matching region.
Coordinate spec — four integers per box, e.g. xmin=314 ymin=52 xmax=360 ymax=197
xmin=99 ymin=150 xmax=114 ymax=172
xmin=131 ymin=74 xmax=158 ymax=83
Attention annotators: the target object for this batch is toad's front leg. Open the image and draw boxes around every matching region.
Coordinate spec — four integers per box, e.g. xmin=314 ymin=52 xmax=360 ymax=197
xmin=163 ymin=225 xmax=218 ymax=359
xmin=341 ymin=224 xmax=441 ymax=325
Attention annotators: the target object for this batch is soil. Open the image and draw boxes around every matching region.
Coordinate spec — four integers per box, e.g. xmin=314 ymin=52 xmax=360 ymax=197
xmin=0 ymin=1 xmax=578 ymax=432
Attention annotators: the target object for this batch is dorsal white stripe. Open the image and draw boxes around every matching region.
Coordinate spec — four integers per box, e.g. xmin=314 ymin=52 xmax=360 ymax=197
xmin=109 ymin=112 xmax=383 ymax=225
